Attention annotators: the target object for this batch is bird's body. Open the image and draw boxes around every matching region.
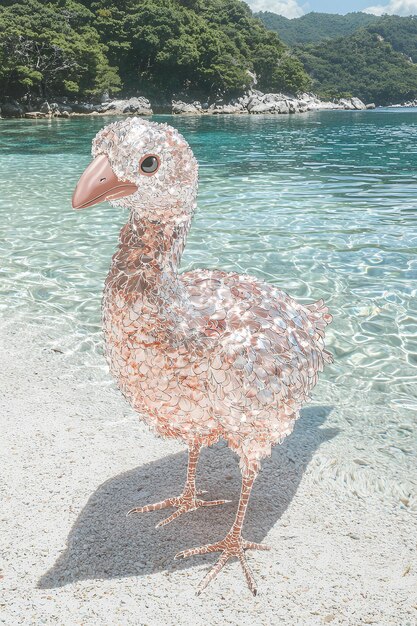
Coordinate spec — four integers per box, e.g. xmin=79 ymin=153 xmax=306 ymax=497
xmin=103 ymin=215 xmax=332 ymax=473
xmin=73 ymin=117 xmax=333 ymax=595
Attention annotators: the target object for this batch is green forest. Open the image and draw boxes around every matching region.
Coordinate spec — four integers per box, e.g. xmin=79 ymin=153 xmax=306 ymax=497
xmin=257 ymin=12 xmax=417 ymax=105
xmin=0 ymin=0 xmax=309 ymax=101
xmin=2 ymin=1 xmax=417 ymax=106
xmin=255 ymin=11 xmax=379 ymax=46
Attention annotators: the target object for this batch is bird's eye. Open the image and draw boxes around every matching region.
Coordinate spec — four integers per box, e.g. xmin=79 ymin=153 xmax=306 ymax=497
xmin=140 ymin=155 xmax=159 ymax=175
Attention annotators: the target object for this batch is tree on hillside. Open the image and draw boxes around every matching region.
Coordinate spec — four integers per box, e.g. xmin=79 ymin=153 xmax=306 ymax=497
xmin=256 ymin=11 xmax=379 ymax=46
xmin=0 ymin=0 xmax=310 ymax=101
xmin=0 ymin=0 xmax=121 ymax=99
xmin=367 ymin=14 xmax=417 ymax=62
xmin=297 ymin=28 xmax=417 ymax=105
xmin=89 ymin=0 xmax=310 ymax=99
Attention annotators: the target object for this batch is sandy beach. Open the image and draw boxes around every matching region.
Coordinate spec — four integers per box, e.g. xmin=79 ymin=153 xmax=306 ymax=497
xmin=1 ymin=318 xmax=416 ymax=626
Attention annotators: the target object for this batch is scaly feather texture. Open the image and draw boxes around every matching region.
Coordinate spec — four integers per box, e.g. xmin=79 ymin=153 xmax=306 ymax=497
xmin=87 ymin=117 xmax=332 ymax=594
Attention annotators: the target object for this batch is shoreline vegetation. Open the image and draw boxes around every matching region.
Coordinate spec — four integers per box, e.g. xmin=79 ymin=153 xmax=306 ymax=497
xmin=0 ymin=91 xmax=376 ymax=119
xmin=3 ymin=2 xmax=417 ymax=122
xmin=0 ymin=0 xmax=417 ymax=119
xmin=0 ymin=0 xmax=310 ymax=113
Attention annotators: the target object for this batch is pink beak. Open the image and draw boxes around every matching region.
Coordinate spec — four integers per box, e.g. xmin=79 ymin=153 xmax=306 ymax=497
xmin=72 ymin=154 xmax=138 ymax=210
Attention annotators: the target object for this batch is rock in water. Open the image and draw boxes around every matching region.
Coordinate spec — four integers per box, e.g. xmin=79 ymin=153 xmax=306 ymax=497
xmin=337 ymin=97 xmax=367 ymax=110
xmin=98 ymin=97 xmax=152 ymax=115
xmin=350 ymin=97 xmax=367 ymax=110
xmin=172 ymin=101 xmax=203 ymax=114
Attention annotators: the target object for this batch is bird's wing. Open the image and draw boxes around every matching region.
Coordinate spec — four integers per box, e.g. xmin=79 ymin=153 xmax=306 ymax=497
xmin=181 ymin=268 xmax=332 ymax=413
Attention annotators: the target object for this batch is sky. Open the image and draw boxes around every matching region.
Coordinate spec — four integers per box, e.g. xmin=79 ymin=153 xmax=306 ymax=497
xmin=246 ymin=0 xmax=417 ymax=18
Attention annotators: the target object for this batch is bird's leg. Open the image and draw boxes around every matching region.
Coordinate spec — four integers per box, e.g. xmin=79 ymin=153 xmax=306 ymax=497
xmin=128 ymin=441 xmax=230 ymax=528
xmin=175 ymin=470 xmax=270 ymax=595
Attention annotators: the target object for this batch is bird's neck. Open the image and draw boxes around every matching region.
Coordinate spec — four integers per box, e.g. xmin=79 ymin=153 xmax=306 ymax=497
xmin=106 ymin=210 xmax=197 ymax=341
xmin=124 ymin=212 xmax=190 ymax=273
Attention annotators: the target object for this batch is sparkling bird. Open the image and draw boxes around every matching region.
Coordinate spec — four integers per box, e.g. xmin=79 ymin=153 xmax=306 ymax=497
xmin=72 ymin=117 xmax=333 ymax=595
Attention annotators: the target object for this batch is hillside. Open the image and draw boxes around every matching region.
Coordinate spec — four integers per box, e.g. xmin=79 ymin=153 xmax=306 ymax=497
xmin=257 ymin=11 xmax=417 ymax=105
xmin=255 ymin=11 xmax=378 ymax=46
xmin=367 ymin=14 xmax=417 ymax=61
xmin=0 ymin=0 xmax=310 ymax=102
xmin=297 ymin=24 xmax=417 ymax=105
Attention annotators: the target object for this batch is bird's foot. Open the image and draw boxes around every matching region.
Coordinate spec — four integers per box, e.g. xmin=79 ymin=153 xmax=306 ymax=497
xmin=127 ymin=489 xmax=230 ymax=528
xmin=175 ymin=530 xmax=270 ymax=595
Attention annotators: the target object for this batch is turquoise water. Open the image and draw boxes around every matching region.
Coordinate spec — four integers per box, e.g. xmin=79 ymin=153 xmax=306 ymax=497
xmin=1 ymin=110 xmax=416 ymax=506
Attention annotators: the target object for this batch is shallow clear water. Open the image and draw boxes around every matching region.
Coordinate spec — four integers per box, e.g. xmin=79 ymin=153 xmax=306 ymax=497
xmin=1 ymin=110 xmax=416 ymax=506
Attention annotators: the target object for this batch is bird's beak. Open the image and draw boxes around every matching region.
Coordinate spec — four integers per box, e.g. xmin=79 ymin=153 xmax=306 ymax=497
xmin=72 ymin=154 xmax=138 ymax=210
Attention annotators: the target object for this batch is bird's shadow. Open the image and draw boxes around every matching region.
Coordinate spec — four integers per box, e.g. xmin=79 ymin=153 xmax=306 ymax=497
xmin=39 ymin=405 xmax=337 ymax=588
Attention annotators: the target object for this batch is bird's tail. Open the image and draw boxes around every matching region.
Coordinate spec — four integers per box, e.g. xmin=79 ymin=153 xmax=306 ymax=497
xmin=306 ymin=299 xmax=333 ymax=364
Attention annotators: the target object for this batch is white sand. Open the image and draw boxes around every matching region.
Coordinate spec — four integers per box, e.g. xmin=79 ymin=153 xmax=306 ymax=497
xmin=1 ymin=320 xmax=416 ymax=626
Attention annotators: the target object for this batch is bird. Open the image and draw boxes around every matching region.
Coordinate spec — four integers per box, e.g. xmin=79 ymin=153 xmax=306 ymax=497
xmin=72 ymin=117 xmax=333 ymax=596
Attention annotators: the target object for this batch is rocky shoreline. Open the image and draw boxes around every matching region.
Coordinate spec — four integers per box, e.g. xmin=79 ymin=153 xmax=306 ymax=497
xmin=173 ymin=92 xmax=372 ymax=114
xmin=387 ymin=99 xmax=417 ymax=108
xmin=0 ymin=91 xmax=375 ymax=119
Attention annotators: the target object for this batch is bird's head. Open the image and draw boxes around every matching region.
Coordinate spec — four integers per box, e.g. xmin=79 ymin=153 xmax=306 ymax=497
xmin=72 ymin=117 xmax=198 ymax=223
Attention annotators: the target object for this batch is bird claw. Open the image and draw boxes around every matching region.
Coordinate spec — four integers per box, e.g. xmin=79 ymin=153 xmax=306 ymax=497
xmin=175 ymin=533 xmax=270 ymax=595
xmin=127 ymin=492 xmax=230 ymax=527
xmin=127 ymin=497 xmax=176 ymax=517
